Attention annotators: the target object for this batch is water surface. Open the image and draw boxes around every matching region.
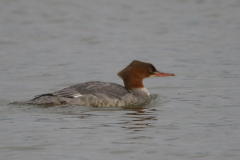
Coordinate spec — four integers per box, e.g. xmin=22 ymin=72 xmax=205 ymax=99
xmin=1 ymin=0 xmax=240 ymax=159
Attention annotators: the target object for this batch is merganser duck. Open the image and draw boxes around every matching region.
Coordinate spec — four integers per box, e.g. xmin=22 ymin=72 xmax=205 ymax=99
xmin=13 ymin=60 xmax=174 ymax=107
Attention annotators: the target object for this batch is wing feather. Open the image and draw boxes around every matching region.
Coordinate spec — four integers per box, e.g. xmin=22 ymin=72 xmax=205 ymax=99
xmin=51 ymin=81 xmax=130 ymax=99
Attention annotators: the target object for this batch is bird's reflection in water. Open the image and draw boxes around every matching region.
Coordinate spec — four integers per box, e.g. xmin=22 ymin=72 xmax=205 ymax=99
xmin=70 ymin=106 xmax=164 ymax=144
xmin=119 ymin=108 xmax=159 ymax=133
xmin=75 ymin=107 xmax=160 ymax=132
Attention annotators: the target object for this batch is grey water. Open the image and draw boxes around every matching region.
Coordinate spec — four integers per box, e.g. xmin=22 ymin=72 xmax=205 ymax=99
xmin=1 ymin=0 xmax=240 ymax=159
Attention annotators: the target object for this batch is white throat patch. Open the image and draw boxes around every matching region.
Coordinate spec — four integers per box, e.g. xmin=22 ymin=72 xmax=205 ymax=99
xmin=130 ymin=88 xmax=150 ymax=97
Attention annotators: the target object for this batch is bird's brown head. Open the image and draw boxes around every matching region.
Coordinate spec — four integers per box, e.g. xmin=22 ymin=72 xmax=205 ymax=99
xmin=118 ymin=60 xmax=174 ymax=89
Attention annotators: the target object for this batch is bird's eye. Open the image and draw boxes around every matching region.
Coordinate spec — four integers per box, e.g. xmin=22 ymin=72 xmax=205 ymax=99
xmin=149 ymin=68 xmax=153 ymax=72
